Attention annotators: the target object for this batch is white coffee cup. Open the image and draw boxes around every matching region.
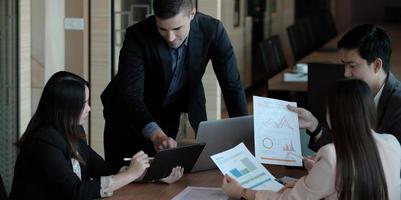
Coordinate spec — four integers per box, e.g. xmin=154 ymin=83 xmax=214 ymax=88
xmin=296 ymin=63 xmax=308 ymax=74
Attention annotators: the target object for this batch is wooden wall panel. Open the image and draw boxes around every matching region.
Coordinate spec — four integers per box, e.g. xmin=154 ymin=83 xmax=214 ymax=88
xmin=90 ymin=0 xmax=111 ymax=156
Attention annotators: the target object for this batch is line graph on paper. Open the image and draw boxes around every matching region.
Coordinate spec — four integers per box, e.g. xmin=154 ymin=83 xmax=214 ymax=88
xmin=263 ymin=116 xmax=294 ymax=130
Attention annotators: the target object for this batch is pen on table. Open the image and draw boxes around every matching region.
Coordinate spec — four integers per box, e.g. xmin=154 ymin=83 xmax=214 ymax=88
xmin=124 ymin=157 xmax=154 ymax=162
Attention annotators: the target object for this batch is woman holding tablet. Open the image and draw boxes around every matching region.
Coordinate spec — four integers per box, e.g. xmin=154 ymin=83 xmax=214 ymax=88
xmin=9 ymin=71 xmax=183 ymax=200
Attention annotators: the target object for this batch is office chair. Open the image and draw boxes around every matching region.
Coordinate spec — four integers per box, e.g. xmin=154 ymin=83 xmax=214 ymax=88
xmin=257 ymin=35 xmax=307 ymax=105
xmin=0 ymin=174 xmax=7 ymax=200
xmin=310 ymin=9 xmax=338 ymax=47
xmin=287 ymin=19 xmax=316 ymax=62
xmin=307 ymin=63 xmax=344 ymax=126
xmin=258 ymin=35 xmax=287 ymax=81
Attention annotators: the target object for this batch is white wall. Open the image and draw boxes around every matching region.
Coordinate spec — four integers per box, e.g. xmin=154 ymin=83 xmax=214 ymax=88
xmin=44 ymin=0 xmax=65 ymax=81
xmin=31 ymin=0 xmax=65 ymax=114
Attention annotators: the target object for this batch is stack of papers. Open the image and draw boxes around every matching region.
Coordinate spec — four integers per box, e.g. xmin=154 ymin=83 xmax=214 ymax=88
xmin=283 ymin=72 xmax=307 ymax=82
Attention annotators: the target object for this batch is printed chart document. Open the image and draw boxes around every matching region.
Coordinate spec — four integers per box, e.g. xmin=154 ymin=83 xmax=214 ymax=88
xmin=253 ymin=96 xmax=303 ymax=166
xmin=172 ymin=186 xmax=229 ymax=200
xmin=210 ymin=143 xmax=283 ymax=191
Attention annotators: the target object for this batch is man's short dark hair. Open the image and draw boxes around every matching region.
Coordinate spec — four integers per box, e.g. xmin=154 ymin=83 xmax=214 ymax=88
xmin=153 ymin=0 xmax=194 ymax=19
xmin=337 ymin=24 xmax=392 ymax=73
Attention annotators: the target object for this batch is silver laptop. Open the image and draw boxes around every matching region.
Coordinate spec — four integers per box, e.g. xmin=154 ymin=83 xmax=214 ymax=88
xmin=191 ymin=115 xmax=254 ymax=172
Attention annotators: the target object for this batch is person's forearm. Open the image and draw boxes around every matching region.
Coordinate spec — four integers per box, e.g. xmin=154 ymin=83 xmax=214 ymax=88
xmin=244 ymin=188 xmax=257 ymax=200
xmin=108 ymin=170 xmax=140 ymax=192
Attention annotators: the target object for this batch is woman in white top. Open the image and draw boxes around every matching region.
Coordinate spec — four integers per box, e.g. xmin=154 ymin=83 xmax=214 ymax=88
xmin=222 ymin=79 xmax=401 ymax=200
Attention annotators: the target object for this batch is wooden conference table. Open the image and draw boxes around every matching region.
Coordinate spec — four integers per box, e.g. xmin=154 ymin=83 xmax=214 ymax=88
xmin=109 ymin=165 xmax=307 ymax=200
xmin=268 ymin=24 xmax=401 ymax=92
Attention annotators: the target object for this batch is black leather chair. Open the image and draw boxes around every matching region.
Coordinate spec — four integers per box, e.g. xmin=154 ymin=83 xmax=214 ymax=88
xmin=258 ymin=35 xmax=287 ymax=81
xmin=257 ymin=35 xmax=289 ymax=97
xmin=287 ymin=23 xmax=308 ymax=62
xmin=286 ymin=19 xmax=316 ymax=62
xmin=307 ymin=63 xmax=344 ymax=126
xmin=310 ymin=9 xmax=338 ymax=48
xmin=0 ymin=174 xmax=7 ymax=200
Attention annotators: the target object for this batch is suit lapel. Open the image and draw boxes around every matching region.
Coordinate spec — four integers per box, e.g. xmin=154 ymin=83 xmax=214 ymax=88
xmin=377 ymin=73 xmax=394 ymax=127
xmin=188 ymin=20 xmax=204 ymax=82
xmin=158 ymin=42 xmax=173 ymax=94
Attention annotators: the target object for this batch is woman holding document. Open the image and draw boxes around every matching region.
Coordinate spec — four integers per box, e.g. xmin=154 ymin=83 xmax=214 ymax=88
xmin=9 ymin=71 xmax=183 ymax=200
xmin=222 ymin=79 xmax=401 ymax=200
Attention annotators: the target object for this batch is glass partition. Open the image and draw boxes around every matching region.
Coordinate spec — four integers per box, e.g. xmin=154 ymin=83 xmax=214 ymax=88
xmin=0 ymin=0 xmax=18 ymax=194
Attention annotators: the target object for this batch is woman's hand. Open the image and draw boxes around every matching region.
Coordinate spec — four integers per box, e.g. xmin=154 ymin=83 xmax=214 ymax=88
xmin=277 ymin=181 xmax=297 ymax=193
xmin=127 ymin=151 xmax=150 ymax=180
xmin=287 ymin=105 xmax=319 ymax=132
xmin=160 ymin=166 xmax=184 ymax=184
xmin=222 ymin=174 xmax=243 ymax=198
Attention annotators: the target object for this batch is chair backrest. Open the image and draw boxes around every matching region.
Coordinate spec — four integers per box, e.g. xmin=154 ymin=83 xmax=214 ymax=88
xmin=310 ymin=9 xmax=337 ymax=47
xmin=0 ymin=174 xmax=7 ymax=200
xmin=286 ymin=20 xmax=315 ymax=61
xmin=258 ymin=35 xmax=288 ymax=79
xmin=307 ymin=63 xmax=344 ymax=126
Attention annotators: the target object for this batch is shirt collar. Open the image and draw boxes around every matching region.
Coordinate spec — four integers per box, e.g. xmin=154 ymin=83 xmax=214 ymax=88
xmin=374 ymin=82 xmax=385 ymax=106
xmin=182 ymin=35 xmax=189 ymax=47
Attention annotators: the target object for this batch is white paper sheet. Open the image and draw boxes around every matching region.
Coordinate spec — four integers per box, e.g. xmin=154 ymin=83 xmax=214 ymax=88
xmin=253 ymin=96 xmax=303 ymax=166
xmin=172 ymin=186 xmax=229 ymax=200
xmin=283 ymin=72 xmax=308 ymax=82
xmin=210 ymin=143 xmax=283 ymax=191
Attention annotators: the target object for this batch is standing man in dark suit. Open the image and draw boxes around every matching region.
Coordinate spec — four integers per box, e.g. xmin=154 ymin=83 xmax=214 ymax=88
xmin=288 ymin=24 xmax=401 ymax=152
xmin=101 ymin=0 xmax=248 ymax=170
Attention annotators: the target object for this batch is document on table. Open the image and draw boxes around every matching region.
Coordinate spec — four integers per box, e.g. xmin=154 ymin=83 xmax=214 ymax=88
xmin=253 ymin=96 xmax=303 ymax=166
xmin=210 ymin=143 xmax=283 ymax=191
xmin=172 ymin=186 xmax=229 ymax=200
xmin=283 ymin=72 xmax=307 ymax=82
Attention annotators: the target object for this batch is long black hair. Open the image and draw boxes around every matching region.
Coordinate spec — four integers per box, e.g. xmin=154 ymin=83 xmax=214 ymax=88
xmin=327 ymin=79 xmax=388 ymax=200
xmin=17 ymin=71 xmax=89 ymax=163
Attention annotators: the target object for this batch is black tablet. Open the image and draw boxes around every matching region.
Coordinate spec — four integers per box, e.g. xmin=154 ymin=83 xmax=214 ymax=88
xmin=142 ymin=142 xmax=206 ymax=182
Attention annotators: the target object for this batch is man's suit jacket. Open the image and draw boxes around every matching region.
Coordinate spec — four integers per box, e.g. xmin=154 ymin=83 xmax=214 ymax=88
xmin=309 ymin=72 xmax=401 ymax=151
xmin=101 ymin=13 xmax=248 ymax=168
xmin=9 ymin=127 xmax=114 ymax=200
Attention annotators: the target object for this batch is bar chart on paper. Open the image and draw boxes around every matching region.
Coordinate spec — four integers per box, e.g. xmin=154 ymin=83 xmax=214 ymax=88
xmin=211 ymin=143 xmax=283 ymax=191
xmin=253 ymin=96 xmax=303 ymax=166
xmin=229 ymin=157 xmax=256 ymax=178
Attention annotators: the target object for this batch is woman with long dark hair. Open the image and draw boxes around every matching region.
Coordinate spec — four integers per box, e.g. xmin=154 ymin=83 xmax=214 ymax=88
xmin=222 ymin=79 xmax=401 ymax=200
xmin=9 ymin=71 xmax=183 ymax=200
